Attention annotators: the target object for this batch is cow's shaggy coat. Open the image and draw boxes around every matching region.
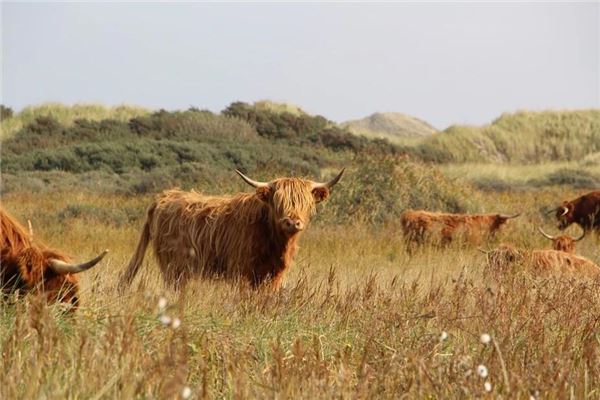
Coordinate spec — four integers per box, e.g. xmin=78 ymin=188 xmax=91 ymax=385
xmin=0 ymin=208 xmax=106 ymax=307
xmin=484 ymin=244 xmax=600 ymax=279
xmin=551 ymin=191 xmax=600 ymax=232
xmin=400 ymin=210 xmax=519 ymax=250
xmin=119 ymin=171 xmax=342 ymax=290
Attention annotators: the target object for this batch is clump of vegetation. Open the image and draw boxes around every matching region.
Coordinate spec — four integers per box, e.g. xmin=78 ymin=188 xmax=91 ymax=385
xmin=0 ymin=105 xmax=13 ymax=120
xmin=414 ymin=110 xmax=600 ymax=163
xmin=322 ymin=155 xmax=476 ymax=224
xmin=1 ymin=104 xmax=400 ymax=203
xmin=0 ymin=103 xmax=151 ymax=139
xmin=223 ymin=101 xmax=397 ymax=153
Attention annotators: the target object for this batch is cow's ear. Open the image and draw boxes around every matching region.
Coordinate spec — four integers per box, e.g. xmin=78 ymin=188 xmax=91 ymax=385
xmin=256 ymin=186 xmax=272 ymax=202
xmin=312 ymin=187 xmax=330 ymax=203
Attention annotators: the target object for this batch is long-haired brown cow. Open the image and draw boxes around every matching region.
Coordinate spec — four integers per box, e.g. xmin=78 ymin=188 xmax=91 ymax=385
xmin=0 ymin=208 xmax=107 ymax=308
xmin=548 ymin=191 xmax=600 ymax=233
xmin=118 ymin=169 xmax=344 ymax=291
xmin=483 ymin=244 xmax=599 ymax=279
xmin=400 ymin=210 xmax=520 ymax=249
xmin=537 ymin=227 xmax=585 ymax=253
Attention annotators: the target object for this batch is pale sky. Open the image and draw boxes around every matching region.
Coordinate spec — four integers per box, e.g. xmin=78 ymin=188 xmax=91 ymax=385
xmin=2 ymin=2 xmax=598 ymax=129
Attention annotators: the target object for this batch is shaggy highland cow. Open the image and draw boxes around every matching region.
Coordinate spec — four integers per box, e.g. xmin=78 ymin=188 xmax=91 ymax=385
xmin=483 ymin=244 xmax=600 ymax=279
xmin=400 ymin=210 xmax=520 ymax=250
xmin=118 ymin=169 xmax=344 ymax=290
xmin=0 ymin=208 xmax=107 ymax=308
xmin=537 ymin=227 xmax=585 ymax=253
xmin=548 ymin=191 xmax=600 ymax=233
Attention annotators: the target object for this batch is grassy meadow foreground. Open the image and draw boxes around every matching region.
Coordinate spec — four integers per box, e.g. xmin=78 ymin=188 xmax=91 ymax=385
xmin=2 ymin=188 xmax=600 ymax=399
xmin=1 ymin=103 xmax=600 ymax=398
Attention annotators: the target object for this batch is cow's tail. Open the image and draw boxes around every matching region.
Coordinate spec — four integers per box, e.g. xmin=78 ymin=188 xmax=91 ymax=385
xmin=118 ymin=203 xmax=156 ymax=293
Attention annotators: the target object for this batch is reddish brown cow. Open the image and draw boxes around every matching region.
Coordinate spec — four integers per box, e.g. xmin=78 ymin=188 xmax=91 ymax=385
xmin=400 ymin=210 xmax=520 ymax=249
xmin=118 ymin=169 xmax=344 ymax=291
xmin=537 ymin=227 xmax=585 ymax=253
xmin=0 ymin=208 xmax=107 ymax=308
xmin=548 ymin=191 xmax=600 ymax=233
xmin=483 ymin=244 xmax=600 ymax=279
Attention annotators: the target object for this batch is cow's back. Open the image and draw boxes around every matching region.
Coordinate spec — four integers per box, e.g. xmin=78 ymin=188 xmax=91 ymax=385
xmin=148 ymin=189 xmax=267 ymax=282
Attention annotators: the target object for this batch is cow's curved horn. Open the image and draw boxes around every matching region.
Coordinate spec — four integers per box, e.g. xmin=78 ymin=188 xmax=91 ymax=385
xmin=560 ymin=206 xmax=569 ymax=217
xmin=235 ymin=170 xmax=269 ymax=188
xmin=312 ymin=168 xmax=345 ymax=189
xmin=537 ymin=227 xmax=555 ymax=240
xmin=499 ymin=213 xmax=521 ymax=219
xmin=573 ymin=230 xmax=586 ymax=242
xmin=545 ymin=207 xmax=559 ymax=215
xmin=49 ymin=250 xmax=108 ymax=275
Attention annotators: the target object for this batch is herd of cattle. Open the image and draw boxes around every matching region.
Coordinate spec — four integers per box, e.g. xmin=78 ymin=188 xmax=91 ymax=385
xmin=1 ymin=169 xmax=599 ymax=311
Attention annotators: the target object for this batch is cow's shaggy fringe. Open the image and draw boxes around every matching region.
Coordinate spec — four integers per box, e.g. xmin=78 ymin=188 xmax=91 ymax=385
xmin=120 ymin=179 xmax=321 ymax=290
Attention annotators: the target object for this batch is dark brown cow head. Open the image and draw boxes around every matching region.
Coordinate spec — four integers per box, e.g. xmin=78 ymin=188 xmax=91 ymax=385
xmin=235 ymin=169 xmax=344 ymax=237
xmin=554 ymin=202 xmax=575 ymax=230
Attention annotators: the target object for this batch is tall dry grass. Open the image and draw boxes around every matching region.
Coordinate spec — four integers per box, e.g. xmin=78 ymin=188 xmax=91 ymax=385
xmin=1 ymin=188 xmax=600 ymax=398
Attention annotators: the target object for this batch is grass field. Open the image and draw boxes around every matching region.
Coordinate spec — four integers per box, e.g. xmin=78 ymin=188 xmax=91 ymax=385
xmin=2 ymin=186 xmax=600 ymax=398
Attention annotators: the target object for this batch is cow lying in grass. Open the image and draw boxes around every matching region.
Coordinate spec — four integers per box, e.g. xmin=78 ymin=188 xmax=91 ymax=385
xmin=482 ymin=244 xmax=599 ymax=279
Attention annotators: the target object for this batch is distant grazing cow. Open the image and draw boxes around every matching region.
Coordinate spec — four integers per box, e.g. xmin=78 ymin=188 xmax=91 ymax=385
xmin=400 ymin=210 xmax=520 ymax=249
xmin=118 ymin=169 xmax=344 ymax=291
xmin=483 ymin=244 xmax=599 ymax=279
xmin=0 ymin=208 xmax=107 ymax=308
xmin=537 ymin=227 xmax=585 ymax=253
xmin=548 ymin=191 xmax=600 ymax=233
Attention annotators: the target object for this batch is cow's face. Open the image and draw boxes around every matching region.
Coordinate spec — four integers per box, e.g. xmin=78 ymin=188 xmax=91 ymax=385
xmin=260 ymin=178 xmax=326 ymax=236
xmin=555 ymin=202 xmax=574 ymax=230
xmin=41 ymin=268 xmax=80 ymax=309
xmin=552 ymin=236 xmax=576 ymax=253
xmin=236 ymin=169 xmax=344 ymax=237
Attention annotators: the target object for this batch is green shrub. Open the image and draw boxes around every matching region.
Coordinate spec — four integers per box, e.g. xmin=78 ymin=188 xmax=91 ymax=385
xmin=321 ymin=155 xmax=475 ymax=224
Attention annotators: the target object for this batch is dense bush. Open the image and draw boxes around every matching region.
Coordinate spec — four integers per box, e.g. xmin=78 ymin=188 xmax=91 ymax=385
xmin=0 ymin=105 xmax=13 ymax=120
xmin=321 ymin=155 xmax=476 ymax=224
xmin=223 ymin=101 xmax=398 ymax=154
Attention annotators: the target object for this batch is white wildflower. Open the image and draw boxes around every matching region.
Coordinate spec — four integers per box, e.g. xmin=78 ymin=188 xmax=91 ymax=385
xmin=477 ymin=364 xmax=488 ymax=378
xmin=181 ymin=386 xmax=192 ymax=399
xmin=440 ymin=331 xmax=449 ymax=341
xmin=158 ymin=315 xmax=172 ymax=326
xmin=484 ymin=381 xmax=492 ymax=392
xmin=172 ymin=317 xmax=181 ymax=329
xmin=480 ymin=333 xmax=491 ymax=345
xmin=158 ymin=296 xmax=168 ymax=311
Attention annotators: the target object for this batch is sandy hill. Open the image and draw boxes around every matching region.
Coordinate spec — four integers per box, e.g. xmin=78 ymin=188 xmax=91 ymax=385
xmin=342 ymin=112 xmax=437 ymax=140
